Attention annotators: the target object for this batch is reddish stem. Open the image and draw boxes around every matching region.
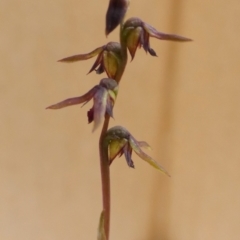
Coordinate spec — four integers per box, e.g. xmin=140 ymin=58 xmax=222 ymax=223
xmin=99 ymin=115 xmax=111 ymax=239
xmin=98 ymin=21 xmax=128 ymax=240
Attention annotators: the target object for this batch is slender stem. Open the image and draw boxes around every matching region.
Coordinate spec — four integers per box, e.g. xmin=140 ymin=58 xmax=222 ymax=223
xmin=98 ymin=19 xmax=128 ymax=240
xmin=99 ymin=114 xmax=111 ymax=240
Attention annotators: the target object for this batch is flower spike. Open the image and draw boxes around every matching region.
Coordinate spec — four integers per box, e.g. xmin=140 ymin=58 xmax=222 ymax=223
xmin=105 ymin=0 xmax=130 ymax=36
xmin=104 ymin=126 xmax=170 ymax=176
xmin=46 ymin=78 xmax=118 ymax=132
xmin=122 ymin=17 xmax=192 ymax=60
xmin=58 ymin=42 xmax=123 ymax=81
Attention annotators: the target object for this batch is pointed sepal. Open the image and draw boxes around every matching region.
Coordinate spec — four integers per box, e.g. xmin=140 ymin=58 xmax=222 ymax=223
xmin=129 ymin=137 xmax=170 ymax=176
xmin=92 ymin=88 xmax=108 ymax=132
xmin=143 ymin=22 xmax=192 ymax=42
xmin=46 ymin=87 xmax=98 ymax=109
xmin=58 ymin=46 xmax=104 ymax=62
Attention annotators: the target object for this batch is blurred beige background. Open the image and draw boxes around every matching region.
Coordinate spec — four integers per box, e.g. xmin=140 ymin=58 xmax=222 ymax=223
xmin=1 ymin=0 xmax=240 ymax=239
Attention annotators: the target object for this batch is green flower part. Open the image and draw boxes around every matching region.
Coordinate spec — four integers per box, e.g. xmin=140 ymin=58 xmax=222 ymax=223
xmin=58 ymin=42 xmax=123 ymax=80
xmin=122 ymin=17 xmax=192 ymax=60
xmin=97 ymin=211 xmax=106 ymax=240
xmin=105 ymin=0 xmax=130 ymax=35
xmin=104 ymin=126 xmax=170 ymax=176
xmin=46 ymin=78 xmax=118 ymax=132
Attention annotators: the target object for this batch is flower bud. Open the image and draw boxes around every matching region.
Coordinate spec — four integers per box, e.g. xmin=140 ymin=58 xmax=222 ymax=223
xmin=105 ymin=0 xmax=130 ymax=36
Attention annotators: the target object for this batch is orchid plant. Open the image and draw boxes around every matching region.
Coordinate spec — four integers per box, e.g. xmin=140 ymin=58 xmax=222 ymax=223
xmin=47 ymin=1 xmax=191 ymax=239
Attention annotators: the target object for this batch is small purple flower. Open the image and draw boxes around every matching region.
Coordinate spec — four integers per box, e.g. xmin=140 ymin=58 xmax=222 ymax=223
xmin=122 ymin=17 xmax=192 ymax=60
xmin=46 ymin=78 xmax=118 ymax=132
xmin=104 ymin=126 xmax=170 ymax=176
xmin=58 ymin=42 xmax=123 ymax=81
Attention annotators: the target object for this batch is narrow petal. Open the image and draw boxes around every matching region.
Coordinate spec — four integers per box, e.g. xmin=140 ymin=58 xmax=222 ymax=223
xmin=141 ymin=30 xmax=150 ymax=53
xmin=58 ymin=46 xmax=105 ymax=62
xmin=92 ymin=87 xmax=108 ymax=132
xmin=129 ymin=137 xmax=170 ymax=176
xmin=87 ymin=51 xmax=104 ymax=74
xmin=143 ymin=22 xmax=192 ymax=42
xmin=138 ymin=141 xmax=152 ymax=150
xmin=141 ymin=30 xmax=158 ymax=57
xmin=123 ymin=144 xmax=134 ymax=168
xmin=46 ymin=86 xmax=98 ymax=109
xmin=97 ymin=211 xmax=106 ymax=240
xmin=106 ymin=96 xmax=114 ymax=118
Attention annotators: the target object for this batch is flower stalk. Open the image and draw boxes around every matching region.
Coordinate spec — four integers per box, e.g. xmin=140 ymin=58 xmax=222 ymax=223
xmin=98 ymin=26 xmax=129 ymax=240
xmin=99 ymin=114 xmax=111 ymax=240
xmin=97 ymin=9 xmax=131 ymax=239
xmin=48 ymin=1 xmax=192 ymax=239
